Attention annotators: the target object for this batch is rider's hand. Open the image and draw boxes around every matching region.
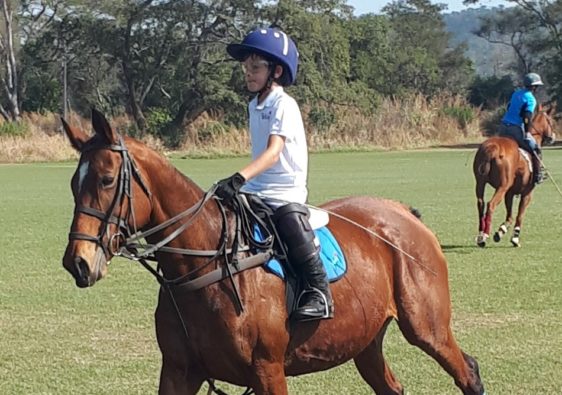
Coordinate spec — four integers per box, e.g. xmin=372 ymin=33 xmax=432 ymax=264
xmin=214 ymin=172 xmax=246 ymax=204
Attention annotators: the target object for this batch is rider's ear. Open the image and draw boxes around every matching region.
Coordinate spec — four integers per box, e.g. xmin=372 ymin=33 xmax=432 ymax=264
xmin=61 ymin=117 xmax=89 ymax=152
xmin=91 ymin=108 xmax=119 ymax=145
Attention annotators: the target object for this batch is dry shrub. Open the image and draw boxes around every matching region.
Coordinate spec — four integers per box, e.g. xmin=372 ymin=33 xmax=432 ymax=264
xmin=307 ymin=93 xmax=483 ymax=151
xmin=2 ymin=95 xmax=490 ymax=163
xmin=0 ymin=130 xmax=78 ymax=163
xmin=178 ymin=114 xmax=250 ymax=157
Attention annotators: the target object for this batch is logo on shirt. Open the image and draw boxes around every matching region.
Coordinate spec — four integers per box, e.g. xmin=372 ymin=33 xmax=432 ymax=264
xmin=261 ymin=111 xmax=271 ymax=121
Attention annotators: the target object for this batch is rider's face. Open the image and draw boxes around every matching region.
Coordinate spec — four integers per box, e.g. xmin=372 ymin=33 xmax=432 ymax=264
xmin=242 ymin=55 xmax=271 ymax=93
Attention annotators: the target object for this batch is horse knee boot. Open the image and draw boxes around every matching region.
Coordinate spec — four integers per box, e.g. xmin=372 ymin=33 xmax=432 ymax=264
xmin=273 ymin=203 xmax=334 ymax=321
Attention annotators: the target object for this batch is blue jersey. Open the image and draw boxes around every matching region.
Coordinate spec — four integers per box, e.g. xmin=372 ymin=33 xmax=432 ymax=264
xmin=502 ymin=88 xmax=537 ymax=126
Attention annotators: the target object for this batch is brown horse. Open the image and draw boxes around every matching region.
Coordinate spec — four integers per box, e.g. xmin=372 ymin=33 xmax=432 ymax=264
xmin=473 ymin=103 xmax=556 ymax=247
xmin=61 ymin=110 xmax=485 ymax=395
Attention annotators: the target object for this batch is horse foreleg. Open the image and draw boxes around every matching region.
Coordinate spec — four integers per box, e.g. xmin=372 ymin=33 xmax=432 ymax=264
xmin=353 ymin=318 xmax=404 ymax=394
xmin=158 ymin=358 xmax=205 ymax=395
xmin=493 ymin=192 xmax=514 ymax=243
xmin=511 ymin=193 xmax=533 ymax=247
xmin=250 ymin=361 xmax=288 ymax=395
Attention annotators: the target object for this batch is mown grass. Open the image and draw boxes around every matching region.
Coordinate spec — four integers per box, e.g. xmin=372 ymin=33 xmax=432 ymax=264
xmin=1 ymin=149 xmax=561 ymax=394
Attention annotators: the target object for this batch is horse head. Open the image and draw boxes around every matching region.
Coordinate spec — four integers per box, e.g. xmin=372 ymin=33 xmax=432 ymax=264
xmin=61 ymin=109 xmax=153 ymax=287
xmin=533 ymin=102 xmax=557 ymax=146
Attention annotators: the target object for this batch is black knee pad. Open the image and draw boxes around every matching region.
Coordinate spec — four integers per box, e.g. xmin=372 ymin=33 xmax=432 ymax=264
xmin=273 ymin=203 xmax=317 ymax=263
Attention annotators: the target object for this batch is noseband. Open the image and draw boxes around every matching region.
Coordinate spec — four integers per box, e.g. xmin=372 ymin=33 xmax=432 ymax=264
xmin=68 ymin=136 xmax=151 ymax=257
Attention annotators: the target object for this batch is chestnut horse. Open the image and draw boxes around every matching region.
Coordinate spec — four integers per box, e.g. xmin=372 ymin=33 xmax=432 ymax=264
xmin=61 ymin=110 xmax=485 ymax=395
xmin=473 ymin=104 xmax=556 ymax=248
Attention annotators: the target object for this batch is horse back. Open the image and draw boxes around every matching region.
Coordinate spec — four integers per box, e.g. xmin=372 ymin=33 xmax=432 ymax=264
xmin=282 ymin=196 xmax=450 ymax=374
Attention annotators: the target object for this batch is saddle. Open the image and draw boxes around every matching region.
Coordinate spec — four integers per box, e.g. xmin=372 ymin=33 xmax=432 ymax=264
xmin=228 ymin=193 xmax=346 ymax=317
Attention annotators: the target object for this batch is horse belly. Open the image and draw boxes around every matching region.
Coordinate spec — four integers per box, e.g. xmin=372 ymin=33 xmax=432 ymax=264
xmin=284 ymin=249 xmax=395 ymax=376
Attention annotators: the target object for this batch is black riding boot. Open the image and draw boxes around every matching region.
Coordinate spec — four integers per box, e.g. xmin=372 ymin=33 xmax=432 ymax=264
xmin=292 ymin=253 xmax=334 ymax=321
xmin=273 ymin=203 xmax=334 ymax=322
xmin=532 ymin=149 xmax=544 ymax=185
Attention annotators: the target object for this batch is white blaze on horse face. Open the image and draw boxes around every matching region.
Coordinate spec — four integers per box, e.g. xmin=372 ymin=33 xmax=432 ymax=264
xmin=78 ymin=160 xmax=89 ymax=193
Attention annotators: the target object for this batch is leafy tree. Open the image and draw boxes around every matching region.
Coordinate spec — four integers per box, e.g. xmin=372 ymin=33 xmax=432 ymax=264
xmin=259 ymin=0 xmax=376 ymax=114
xmin=468 ymin=74 xmax=514 ymax=108
xmin=465 ymin=0 xmax=562 ymax=100
xmin=382 ymin=0 xmax=474 ymax=96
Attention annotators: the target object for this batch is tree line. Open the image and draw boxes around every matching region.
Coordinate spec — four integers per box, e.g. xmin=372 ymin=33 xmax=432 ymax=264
xmin=1 ymin=0 xmax=560 ymax=146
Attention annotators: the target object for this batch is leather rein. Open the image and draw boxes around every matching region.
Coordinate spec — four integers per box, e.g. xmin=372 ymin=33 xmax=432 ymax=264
xmin=69 ymin=136 xmax=274 ymax=294
xmin=69 ymin=136 xmax=267 ymax=395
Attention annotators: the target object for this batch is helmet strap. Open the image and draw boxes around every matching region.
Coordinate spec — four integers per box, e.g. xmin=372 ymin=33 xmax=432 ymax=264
xmin=257 ymin=64 xmax=277 ymax=101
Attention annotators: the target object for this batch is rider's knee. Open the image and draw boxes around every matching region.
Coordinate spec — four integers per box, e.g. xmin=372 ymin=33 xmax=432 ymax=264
xmin=273 ymin=203 xmax=317 ymax=263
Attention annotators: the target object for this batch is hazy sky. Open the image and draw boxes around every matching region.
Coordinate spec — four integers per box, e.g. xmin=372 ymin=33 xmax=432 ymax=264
xmin=347 ymin=0 xmax=511 ymax=15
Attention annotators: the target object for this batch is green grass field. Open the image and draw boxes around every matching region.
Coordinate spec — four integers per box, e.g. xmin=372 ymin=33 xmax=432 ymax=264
xmin=1 ymin=149 xmax=561 ymax=394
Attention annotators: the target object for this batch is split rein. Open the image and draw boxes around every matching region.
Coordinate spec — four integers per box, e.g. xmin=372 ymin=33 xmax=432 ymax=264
xmin=72 ymin=136 xmax=274 ymax=294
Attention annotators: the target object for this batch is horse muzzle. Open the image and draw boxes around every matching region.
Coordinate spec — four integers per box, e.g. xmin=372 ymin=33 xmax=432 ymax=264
xmin=63 ymin=247 xmax=109 ymax=288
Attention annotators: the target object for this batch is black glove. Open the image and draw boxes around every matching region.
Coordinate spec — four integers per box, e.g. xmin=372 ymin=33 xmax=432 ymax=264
xmin=214 ymin=172 xmax=246 ymax=204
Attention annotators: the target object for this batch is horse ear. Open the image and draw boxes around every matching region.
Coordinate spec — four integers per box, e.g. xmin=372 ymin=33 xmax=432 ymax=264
xmin=61 ymin=117 xmax=89 ymax=152
xmin=91 ymin=108 xmax=118 ymax=145
xmin=547 ymin=101 xmax=557 ymax=116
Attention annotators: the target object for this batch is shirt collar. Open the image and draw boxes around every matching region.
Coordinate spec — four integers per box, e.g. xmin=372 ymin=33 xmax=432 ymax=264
xmin=252 ymin=86 xmax=284 ymax=111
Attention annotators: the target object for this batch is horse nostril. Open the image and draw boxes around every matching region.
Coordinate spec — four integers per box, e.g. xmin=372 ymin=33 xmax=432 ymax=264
xmin=74 ymin=256 xmax=90 ymax=281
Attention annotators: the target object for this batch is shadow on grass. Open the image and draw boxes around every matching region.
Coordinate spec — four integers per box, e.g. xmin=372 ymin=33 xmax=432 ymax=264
xmin=440 ymin=243 xmax=514 ymax=253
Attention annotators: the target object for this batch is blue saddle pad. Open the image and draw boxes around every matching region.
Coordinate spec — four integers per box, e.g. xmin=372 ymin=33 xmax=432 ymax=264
xmin=255 ymin=226 xmax=347 ymax=283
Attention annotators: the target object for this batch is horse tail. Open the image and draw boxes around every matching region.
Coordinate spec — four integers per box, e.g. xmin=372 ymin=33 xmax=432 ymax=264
xmin=409 ymin=206 xmax=422 ymax=220
xmin=475 ymin=142 xmax=499 ymax=177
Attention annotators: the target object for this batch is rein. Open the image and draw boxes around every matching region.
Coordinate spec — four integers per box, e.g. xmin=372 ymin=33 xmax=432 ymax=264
xmin=531 ymin=111 xmax=555 ymax=145
xmin=71 ymin=135 xmax=273 ymax=395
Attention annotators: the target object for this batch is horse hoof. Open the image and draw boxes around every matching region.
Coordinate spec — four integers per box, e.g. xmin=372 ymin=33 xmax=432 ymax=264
xmin=511 ymin=237 xmax=520 ymax=247
xmin=493 ymin=232 xmax=501 ymax=242
xmin=476 ymin=233 xmax=488 ymax=247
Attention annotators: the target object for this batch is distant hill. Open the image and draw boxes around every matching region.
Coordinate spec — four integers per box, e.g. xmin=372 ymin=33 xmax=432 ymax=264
xmin=443 ymin=6 xmax=516 ymax=76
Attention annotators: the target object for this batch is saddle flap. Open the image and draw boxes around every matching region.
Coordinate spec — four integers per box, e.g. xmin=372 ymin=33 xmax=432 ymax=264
xmin=518 ymin=148 xmax=533 ymax=173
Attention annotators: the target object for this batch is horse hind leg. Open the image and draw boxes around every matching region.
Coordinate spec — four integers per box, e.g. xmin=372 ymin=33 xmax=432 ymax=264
xmin=395 ymin=271 xmax=485 ymax=394
xmin=353 ymin=318 xmax=403 ymax=395
xmin=397 ymin=316 xmax=485 ymax=394
xmin=475 ymin=180 xmax=488 ymax=247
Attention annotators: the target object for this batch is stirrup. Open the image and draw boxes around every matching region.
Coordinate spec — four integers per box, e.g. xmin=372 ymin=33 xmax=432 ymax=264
xmin=292 ymin=287 xmax=334 ymax=322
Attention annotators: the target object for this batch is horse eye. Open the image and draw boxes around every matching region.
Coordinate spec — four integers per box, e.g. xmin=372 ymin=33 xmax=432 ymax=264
xmin=101 ymin=175 xmax=115 ymax=187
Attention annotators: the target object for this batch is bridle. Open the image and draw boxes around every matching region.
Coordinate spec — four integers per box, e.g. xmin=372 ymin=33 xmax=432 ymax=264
xmin=68 ymin=136 xmax=151 ymax=257
xmin=66 ymin=134 xmax=266 ymax=395
xmin=67 ymin=135 xmax=274 ymax=293
xmin=531 ymin=111 xmax=555 ymax=145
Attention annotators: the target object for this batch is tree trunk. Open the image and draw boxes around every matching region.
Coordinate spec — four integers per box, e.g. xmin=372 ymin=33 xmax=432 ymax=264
xmin=162 ymin=90 xmax=206 ymax=147
xmin=0 ymin=0 xmax=21 ymax=121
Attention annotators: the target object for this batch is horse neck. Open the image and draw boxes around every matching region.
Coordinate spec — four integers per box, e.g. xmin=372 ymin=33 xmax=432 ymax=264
xmin=131 ymin=140 xmax=224 ymax=274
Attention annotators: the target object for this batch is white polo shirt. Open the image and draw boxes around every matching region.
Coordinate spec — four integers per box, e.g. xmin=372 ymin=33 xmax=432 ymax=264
xmin=241 ymin=86 xmax=308 ymax=207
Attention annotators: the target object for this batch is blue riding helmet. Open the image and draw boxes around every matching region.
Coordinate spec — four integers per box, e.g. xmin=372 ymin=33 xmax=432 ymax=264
xmin=227 ymin=28 xmax=299 ymax=86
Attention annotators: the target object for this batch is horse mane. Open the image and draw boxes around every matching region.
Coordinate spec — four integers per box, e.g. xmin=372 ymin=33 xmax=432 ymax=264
xmin=124 ymin=136 xmax=204 ymax=197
